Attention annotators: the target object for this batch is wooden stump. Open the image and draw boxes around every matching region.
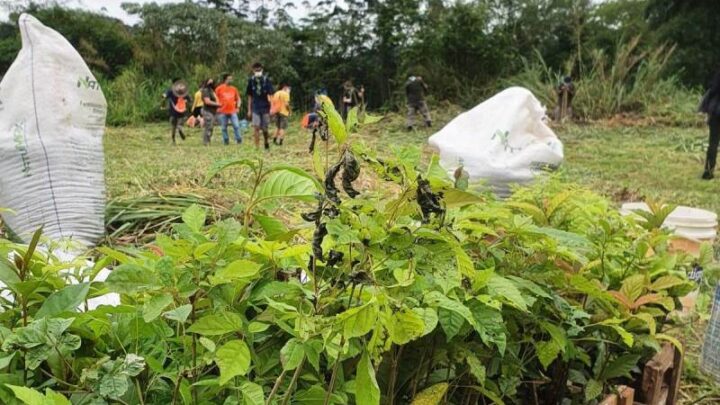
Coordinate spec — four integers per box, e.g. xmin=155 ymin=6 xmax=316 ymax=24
xmin=640 ymin=343 xmax=684 ymax=405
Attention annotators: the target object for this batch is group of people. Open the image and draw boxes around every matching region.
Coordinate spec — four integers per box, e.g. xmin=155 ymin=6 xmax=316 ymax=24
xmin=163 ymin=62 xmax=291 ymax=149
xmin=164 ymin=67 xmax=437 ymax=148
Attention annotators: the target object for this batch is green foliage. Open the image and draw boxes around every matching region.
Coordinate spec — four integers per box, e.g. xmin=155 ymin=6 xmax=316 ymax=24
xmin=0 ymin=113 xmax=699 ymax=403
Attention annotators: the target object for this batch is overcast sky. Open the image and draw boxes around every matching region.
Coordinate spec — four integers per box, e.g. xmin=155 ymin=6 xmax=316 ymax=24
xmin=0 ymin=0 xmax=314 ymax=24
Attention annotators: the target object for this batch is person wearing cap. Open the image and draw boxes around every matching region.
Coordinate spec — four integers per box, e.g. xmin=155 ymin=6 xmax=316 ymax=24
xmin=216 ymin=73 xmax=243 ymax=145
xmin=405 ymin=75 xmax=431 ymax=130
xmin=246 ymin=62 xmax=275 ymax=150
xmin=201 ymin=77 xmax=222 ymax=146
xmin=163 ymin=78 xmax=191 ymax=145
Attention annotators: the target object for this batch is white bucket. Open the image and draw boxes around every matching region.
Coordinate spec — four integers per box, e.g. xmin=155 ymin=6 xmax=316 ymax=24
xmin=620 ymin=202 xmax=717 ymax=257
xmin=620 ymin=202 xmax=717 ymax=240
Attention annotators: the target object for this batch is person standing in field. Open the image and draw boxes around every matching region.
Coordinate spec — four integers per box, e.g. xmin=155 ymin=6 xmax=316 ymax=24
xmin=215 ymin=73 xmax=243 ymax=145
xmin=163 ymin=78 xmax=191 ymax=144
xmin=405 ymin=75 xmax=431 ymax=130
xmin=554 ymin=76 xmax=575 ymax=121
xmin=272 ymin=83 xmax=291 ymax=145
xmin=341 ymin=80 xmax=360 ymax=120
xmin=700 ymin=69 xmax=720 ymax=179
xmin=190 ymin=81 xmax=205 ymax=128
xmin=201 ymin=78 xmax=221 ymax=146
xmin=246 ymin=62 xmax=275 ymax=150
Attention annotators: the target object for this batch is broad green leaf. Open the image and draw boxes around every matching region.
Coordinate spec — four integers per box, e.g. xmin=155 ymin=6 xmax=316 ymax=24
xmin=256 ymin=170 xmax=319 ymax=203
xmin=45 ymin=390 xmax=70 ymax=405
xmin=425 ymin=291 xmax=478 ymax=339
xmin=205 ymin=158 xmax=256 ymax=185
xmin=210 ymin=259 xmax=262 ymax=285
xmin=36 ymin=283 xmax=90 ymax=318
xmin=487 ymin=275 xmax=528 ymax=312
xmin=601 ymin=354 xmax=641 ymax=379
xmin=361 ymin=112 xmax=384 ymax=125
xmin=322 ymin=100 xmax=347 ymax=144
xmin=254 ymin=215 xmax=293 ymax=241
xmin=452 ymin=244 xmax=474 ymax=278
xmin=468 ymin=300 xmax=507 ymax=354
xmin=241 ymin=382 xmax=265 ymax=405
xmin=443 ymin=189 xmax=484 ymax=208
xmin=337 ymin=299 xmax=378 ymax=338
xmin=346 ymin=106 xmax=359 ymax=132
xmin=142 ymin=295 xmax=174 ymax=323
xmin=199 ymin=337 xmax=216 ymax=353
xmin=355 ymin=351 xmax=380 ymax=405
xmin=216 ymin=340 xmax=251 ymax=384
xmin=0 ymin=260 xmax=20 ymax=288
xmin=410 ymin=383 xmax=448 ymax=405
xmin=248 ymin=322 xmax=270 ymax=334
xmin=585 ymin=379 xmax=603 ymax=402
xmin=388 ymin=309 xmax=425 ymax=345
xmin=620 ymin=274 xmax=647 ymax=302
xmin=599 ymin=322 xmax=634 ymax=347
xmin=98 ymin=373 xmax=129 ymax=399
xmin=656 ymin=333 xmax=684 ymax=355
xmin=412 ymin=307 xmax=438 ymax=336
xmin=466 ymin=354 xmax=486 ymax=385
xmin=535 ymin=341 xmax=560 ymax=369
xmin=6 ymin=385 xmax=45 ymax=405
xmin=540 ymin=322 xmax=567 ymax=352
xmin=280 ymin=338 xmax=305 ymax=371
xmin=438 ymin=307 xmax=464 ymax=341
xmin=6 ymin=385 xmax=71 ymax=405
xmin=106 ymin=264 xmax=157 ymax=294
xmin=163 ymin=304 xmax=192 ymax=323
xmin=506 ymin=202 xmax=547 ymax=225
xmin=182 ymin=204 xmax=206 ymax=232
xmin=0 ymin=352 xmax=15 ymax=369
xmin=649 ymin=275 xmax=685 ymax=292
xmin=188 ymin=312 xmax=243 ymax=336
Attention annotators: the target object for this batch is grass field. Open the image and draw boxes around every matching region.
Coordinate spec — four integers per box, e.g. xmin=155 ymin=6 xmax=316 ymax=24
xmin=105 ymin=109 xmax=715 ymax=213
xmin=104 ymin=108 xmax=720 ymax=403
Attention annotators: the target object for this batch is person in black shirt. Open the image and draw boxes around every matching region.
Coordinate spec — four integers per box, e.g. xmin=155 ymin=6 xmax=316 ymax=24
xmin=341 ymin=80 xmax=360 ymax=120
xmin=246 ymin=62 xmax=275 ymax=150
xmin=162 ymin=78 xmax=191 ymax=145
xmin=554 ymin=76 xmax=575 ymax=121
xmin=405 ymin=75 xmax=431 ymax=130
xmin=700 ymin=69 xmax=720 ymax=179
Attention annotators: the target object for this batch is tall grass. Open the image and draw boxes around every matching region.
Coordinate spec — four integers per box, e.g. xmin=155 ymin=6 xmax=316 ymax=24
xmin=100 ymin=64 xmax=216 ymax=126
xmin=503 ymin=37 xmax=700 ymax=123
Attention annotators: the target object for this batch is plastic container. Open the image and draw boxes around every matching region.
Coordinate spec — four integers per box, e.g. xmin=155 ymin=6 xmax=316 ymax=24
xmin=620 ymin=203 xmax=717 ymax=256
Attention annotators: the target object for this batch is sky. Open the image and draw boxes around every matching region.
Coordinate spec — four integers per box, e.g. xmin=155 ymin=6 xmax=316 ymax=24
xmin=0 ymin=0 xmax=314 ymax=24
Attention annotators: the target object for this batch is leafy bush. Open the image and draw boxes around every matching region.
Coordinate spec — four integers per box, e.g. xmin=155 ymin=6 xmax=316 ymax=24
xmin=503 ymin=37 xmax=700 ymax=122
xmin=0 ymin=104 xmax=697 ymax=405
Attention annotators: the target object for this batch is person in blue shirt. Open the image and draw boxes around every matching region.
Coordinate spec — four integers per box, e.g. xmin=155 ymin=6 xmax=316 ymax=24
xmin=246 ymin=62 xmax=275 ymax=150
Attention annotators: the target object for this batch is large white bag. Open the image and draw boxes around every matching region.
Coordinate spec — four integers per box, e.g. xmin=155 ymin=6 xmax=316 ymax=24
xmin=428 ymin=87 xmax=563 ymax=197
xmin=0 ymin=14 xmax=107 ymax=246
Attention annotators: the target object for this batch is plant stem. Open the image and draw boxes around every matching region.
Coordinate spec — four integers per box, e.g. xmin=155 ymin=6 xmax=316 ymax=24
xmin=324 ymin=355 xmax=342 ymax=405
xmin=387 ymin=345 xmax=404 ymax=405
xmin=266 ymin=368 xmax=289 ymax=405
xmin=190 ymin=295 xmax=198 ymax=405
xmin=281 ymin=357 xmax=305 ymax=405
xmin=135 ymin=378 xmax=146 ymax=405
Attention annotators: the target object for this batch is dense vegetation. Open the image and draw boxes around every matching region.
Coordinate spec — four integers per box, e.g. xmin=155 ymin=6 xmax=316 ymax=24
xmin=0 ymin=102 xmax=703 ymax=404
xmin=0 ymin=0 xmax=718 ymax=123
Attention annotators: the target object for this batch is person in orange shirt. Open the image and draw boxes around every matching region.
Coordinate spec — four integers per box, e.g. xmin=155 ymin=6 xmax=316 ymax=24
xmin=272 ymin=83 xmax=291 ymax=145
xmin=215 ymin=73 xmax=243 ymax=145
